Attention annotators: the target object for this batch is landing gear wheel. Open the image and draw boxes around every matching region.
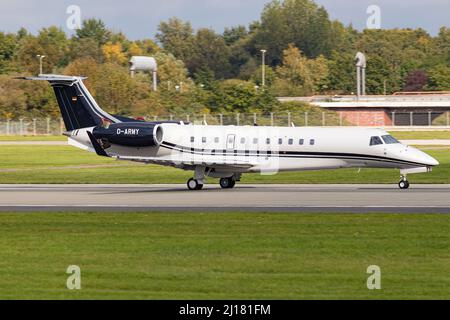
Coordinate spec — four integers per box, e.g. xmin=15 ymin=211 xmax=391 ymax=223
xmin=220 ymin=178 xmax=236 ymax=189
xmin=187 ymin=178 xmax=203 ymax=191
xmin=398 ymin=180 xmax=410 ymax=190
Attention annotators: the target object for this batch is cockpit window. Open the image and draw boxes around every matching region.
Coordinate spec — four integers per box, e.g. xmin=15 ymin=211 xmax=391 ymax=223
xmin=370 ymin=136 xmax=383 ymax=146
xmin=382 ymin=135 xmax=400 ymax=144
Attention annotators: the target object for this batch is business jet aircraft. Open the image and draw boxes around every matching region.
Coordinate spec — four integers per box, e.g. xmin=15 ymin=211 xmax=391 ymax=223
xmin=20 ymin=74 xmax=439 ymax=190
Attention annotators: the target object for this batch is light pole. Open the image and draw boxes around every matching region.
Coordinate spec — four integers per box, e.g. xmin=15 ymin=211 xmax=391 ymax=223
xmin=261 ymin=49 xmax=267 ymax=87
xmin=355 ymin=52 xmax=366 ymax=100
xmin=36 ymin=55 xmax=45 ymax=75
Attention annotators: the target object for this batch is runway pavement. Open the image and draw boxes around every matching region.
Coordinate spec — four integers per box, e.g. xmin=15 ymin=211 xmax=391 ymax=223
xmin=0 ymin=184 xmax=449 ymax=213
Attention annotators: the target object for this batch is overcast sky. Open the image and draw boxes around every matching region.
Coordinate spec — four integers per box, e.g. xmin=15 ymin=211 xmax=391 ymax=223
xmin=0 ymin=0 xmax=448 ymax=39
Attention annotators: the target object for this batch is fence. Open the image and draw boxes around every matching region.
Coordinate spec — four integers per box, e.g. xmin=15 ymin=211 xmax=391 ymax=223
xmin=146 ymin=111 xmax=450 ymax=127
xmin=1 ymin=112 xmax=449 ymax=135
xmin=0 ymin=118 xmax=65 ymax=136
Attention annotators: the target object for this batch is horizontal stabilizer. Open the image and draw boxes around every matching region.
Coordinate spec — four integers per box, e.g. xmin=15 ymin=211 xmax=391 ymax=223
xmin=16 ymin=74 xmax=87 ymax=82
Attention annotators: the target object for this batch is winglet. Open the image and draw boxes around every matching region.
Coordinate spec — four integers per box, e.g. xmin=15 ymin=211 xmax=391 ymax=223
xmin=87 ymin=131 xmax=110 ymax=157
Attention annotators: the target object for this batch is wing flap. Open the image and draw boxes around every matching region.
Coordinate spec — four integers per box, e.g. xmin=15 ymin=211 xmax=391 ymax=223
xmin=114 ymin=155 xmax=257 ymax=169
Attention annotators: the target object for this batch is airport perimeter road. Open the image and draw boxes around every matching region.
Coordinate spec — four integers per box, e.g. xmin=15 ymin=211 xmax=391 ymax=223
xmin=0 ymin=184 xmax=449 ymax=213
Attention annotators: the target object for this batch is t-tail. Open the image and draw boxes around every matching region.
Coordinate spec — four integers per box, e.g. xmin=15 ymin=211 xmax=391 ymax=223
xmin=18 ymin=74 xmax=121 ymax=131
xmin=18 ymin=74 xmax=165 ymax=157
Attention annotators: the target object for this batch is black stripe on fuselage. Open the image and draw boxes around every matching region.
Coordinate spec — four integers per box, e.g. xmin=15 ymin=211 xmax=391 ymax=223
xmin=160 ymin=141 xmax=427 ymax=167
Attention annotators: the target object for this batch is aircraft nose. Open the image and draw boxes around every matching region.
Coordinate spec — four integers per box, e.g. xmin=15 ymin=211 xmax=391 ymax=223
xmin=425 ymin=154 xmax=440 ymax=166
xmin=408 ymin=147 xmax=439 ymax=166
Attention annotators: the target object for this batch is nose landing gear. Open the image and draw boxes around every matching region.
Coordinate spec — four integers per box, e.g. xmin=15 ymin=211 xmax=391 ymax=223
xmin=187 ymin=178 xmax=204 ymax=191
xmin=398 ymin=176 xmax=410 ymax=190
xmin=187 ymin=166 xmax=206 ymax=190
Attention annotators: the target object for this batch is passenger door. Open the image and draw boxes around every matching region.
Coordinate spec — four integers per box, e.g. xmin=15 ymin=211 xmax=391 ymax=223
xmin=226 ymin=134 xmax=236 ymax=152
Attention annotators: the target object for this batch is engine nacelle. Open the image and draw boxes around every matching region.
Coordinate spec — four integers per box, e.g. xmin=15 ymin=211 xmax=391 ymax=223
xmin=92 ymin=123 xmax=163 ymax=147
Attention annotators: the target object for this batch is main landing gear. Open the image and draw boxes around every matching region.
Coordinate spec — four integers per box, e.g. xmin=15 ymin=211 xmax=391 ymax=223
xmin=398 ymin=176 xmax=410 ymax=190
xmin=187 ymin=177 xmax=236 ymax=190
xmin=187 ymin=166 xmax=239 ymax=191
xmin=219 ymin=177 xmax=236 ymax=189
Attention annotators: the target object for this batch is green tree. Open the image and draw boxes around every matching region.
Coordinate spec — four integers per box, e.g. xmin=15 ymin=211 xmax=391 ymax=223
xmin=428 ymin=64 xmax=450 ymax=90
xmin=154 ymin=52 xmax=191 ymax=91
xmin=327 ymin=50 xmax=355 ymax=94
xmin=156 ymin=18 xmax=195 ymax=64
xmin=194 ymin=67 xmax=217 ymax=90
xmin=0 ymin=75 xmax=27 ymax=118
xmin=0 ymin=75 xmax=58 ymax=118
xmin=254 ymin=0 xmax=336 ymax=65
xmin=356 ymin=29 xmax=433 ymax=94
xmin=69 ymin=38 xmax=103 ymax=62
xmin=228 ymin=31 xmax=256 ymax=79
xmin=223 ymin=26 xmax=248 ymax=46
xmin=37 ymin=26 xmax=70 ymax=68
xmin=435 ymin=27 xmax=450 ymax=63
xmin=64 ymin=57 xmax=101 ymax=93
xmin=0 ymin=32 xmax=17 ymax=74
xmin=16 ymin=27 xmax=69 ymax=74
xmin=274 ymin=44 xmax=329 ymax=96
xmin=76 ymin=19 xmax=111 ymax=46
xmin=214 ymin=79 xmax=259 ymax=113
xmin=132 ymin=39 xmax=160 ymax=56
xmin=189 ymin=28 xmax=231 ymax=79
xmin=93 ymin=63 xmax=135 ymax=115
xmin=212 ymin=79 xmax=278 ymax=114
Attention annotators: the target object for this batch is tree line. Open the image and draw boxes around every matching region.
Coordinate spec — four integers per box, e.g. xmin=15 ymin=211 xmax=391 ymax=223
xmin=0 ymin=0 xmax=449 ymax=119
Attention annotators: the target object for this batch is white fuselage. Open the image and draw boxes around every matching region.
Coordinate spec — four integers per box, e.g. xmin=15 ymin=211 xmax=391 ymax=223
xmin=69 ymin=124 xmax=439 ymax=177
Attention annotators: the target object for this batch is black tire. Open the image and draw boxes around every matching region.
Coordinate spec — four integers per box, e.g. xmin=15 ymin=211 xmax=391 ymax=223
xmin=188 ymin=178 xmax=201 ymax=191
xmin=196 ymin=183 xmax=204 ymax=191
xmin=220 ymin=178 xmax=236 ymax=189
xmin=219 ymin=178 xmax=230 ymax=189
xmin=399 ymin=180 xmax=410 ymax=190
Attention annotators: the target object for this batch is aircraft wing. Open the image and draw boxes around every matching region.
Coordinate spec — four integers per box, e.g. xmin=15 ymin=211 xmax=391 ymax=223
xmin=113 ymin=155 xmax=257 ymax=170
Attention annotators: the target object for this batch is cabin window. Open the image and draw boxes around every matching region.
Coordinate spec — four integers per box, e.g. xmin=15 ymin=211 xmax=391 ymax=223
xmin=278 ymin=138 xmax=283 ymax=145
xmin=240 ymin=137 xmax=246 ymax=144
xmin=214 ymin=137 xmax=220 ymax=143
xmin=310 ymin=139 xmax=315 ymax=146
xmin=190 ymin=137 xmax=195 ymax=143
xmin=202 ymin=137 xmax=207 ymax=143
xmin=382 ymin=135 xmax=400 ymax=145
xmin=288 ymin=139 xmax=294 ymax=145
xmin=370 ymin=136 xmax=384 ymax=146
xmin=299 ymin=139 xmax=304 ymax=145
xmin=266 ymin=138 xmax=271 ymax=145
xmin=253 ymin=138 xmax=258 ymax=144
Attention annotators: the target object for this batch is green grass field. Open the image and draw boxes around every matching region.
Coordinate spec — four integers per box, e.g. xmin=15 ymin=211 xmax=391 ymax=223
xmin=0 ymin=145 xmax=448 ymax=184
xmin=389 ymin=131 xmax=450 ymax=140
xmin=0 ymin=212 xmax=448 ymax=300
xmin=0 ymin=135 xmax=66 ymax=141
